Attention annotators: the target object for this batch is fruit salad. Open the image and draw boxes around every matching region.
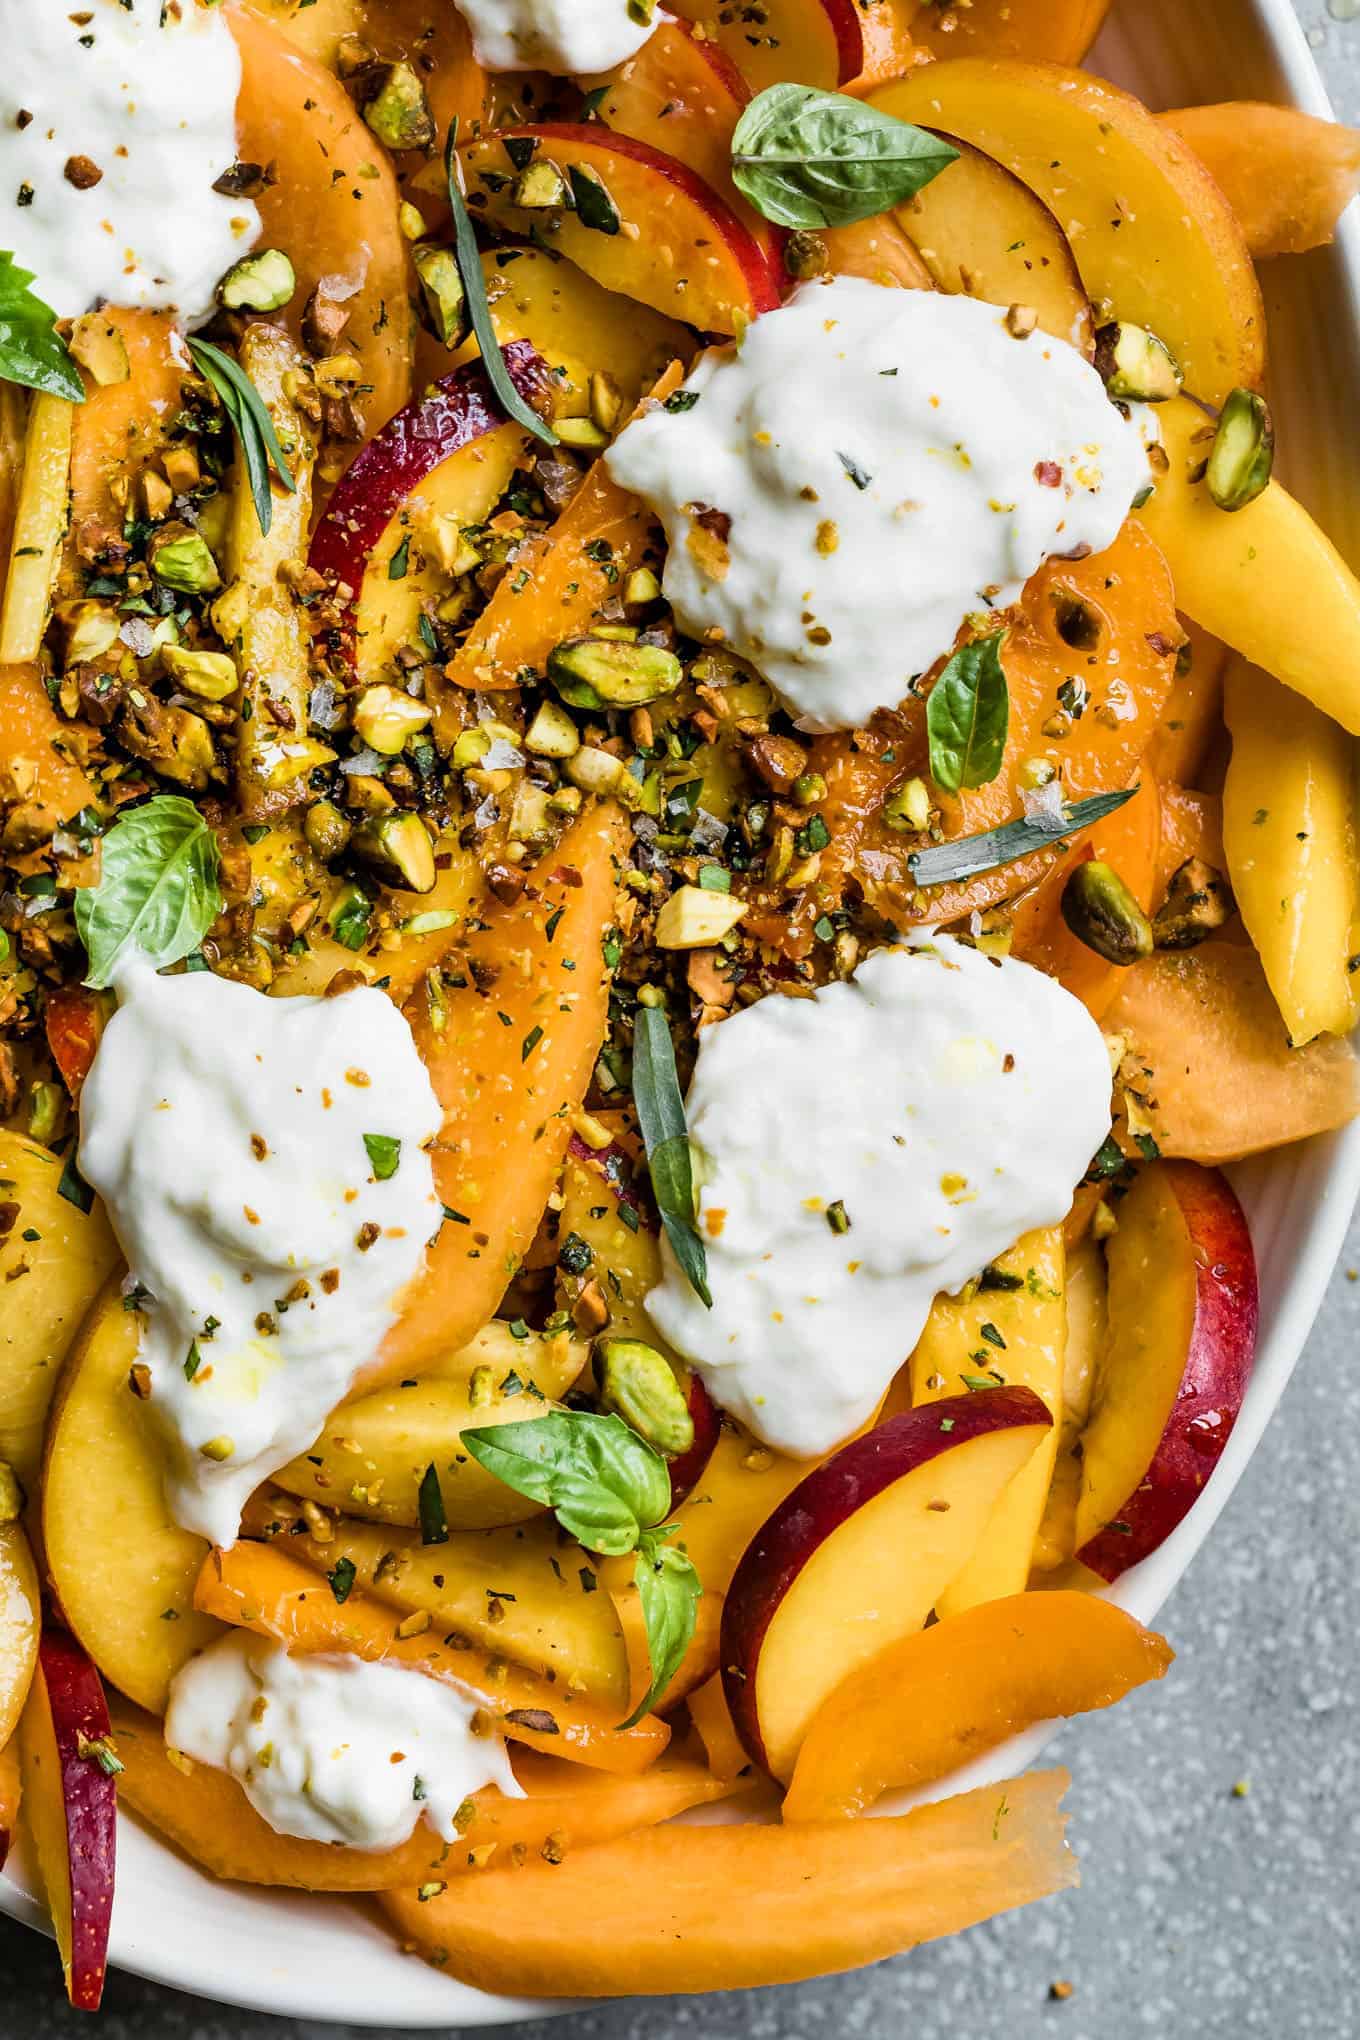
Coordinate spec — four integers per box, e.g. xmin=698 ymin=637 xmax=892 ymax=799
xmin=1 ymin=0 xmax=1358 ymax=2011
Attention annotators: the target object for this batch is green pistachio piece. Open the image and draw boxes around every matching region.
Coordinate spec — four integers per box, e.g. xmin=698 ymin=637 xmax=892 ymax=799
xmin=1206 ymin=388 xmax=1274 ymax=512
xmin=1152 ymin=856 xmax=1235 ymax=950
xmin=160 ymin=645 xmax=239 ymax=702
xmin=303 ymin=800 xmax=352 ymax=861
xmin=361 ymin=62 xmax=436 ymax=152
xmin=353 ymin=812 xmax=437 ymax=894
xmin=595 ymin=1338 xmax=695 ymax=1460
xmin=1060 ymin=859 xmax=1154 ymax=967
xmin=217 ymin=248 xmax=297 ymax=313
xmin=412 ymin=243 xmax=469 ymax=349
xmin=148 ymin=524 xmax=222 ymax=595
xmin=1093 ymin=321 xmax=1182 ymax=402
xmin=548 ymin=633 xmax=683 ymax=709
xmin=512 ymin=160 xmax=570 ymax=210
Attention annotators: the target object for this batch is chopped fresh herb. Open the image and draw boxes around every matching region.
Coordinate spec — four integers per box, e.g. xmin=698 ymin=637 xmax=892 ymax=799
xmin=837 ymin=449 xmax=872 ymax=490
xmin=76 ymin=795 xmax=223 ymax=989
xmin=327 ymin=1557 xmax=357 ymax=1603
xmin=188 ymin=336 xmax=296 ymax=538
xmin=445 ymin=122 xmax=556 ymax=446
xmin=980 ymin=1321 xmax=1007 ymax=1349
xmin=568 ymin=164 xmax=621 ymax=235
xmin=184 ymin=1342 xmax=202 ymax=1382
xmin=57 ymin=1152 xmax=93 ymax=1214
xmin=663 ymin=389 xmax=701 ymax=413
xmin=388 ymin=535 xmax=411 ymax=580
xmin=521 ymin=1024 xmax=544 ymax=1062
xmin=417 ymin=1463 xmax=449 ymax=1546
xmin=632 ymin=1005 xmax=711 ymax=1309
xmin=363 ymin=1133 xmax=401 ymax=1180
xmin=908 ymin=787 xmax=1138 ymax=888
xmin=960 ymin=1374 xmax=997 ymax=1392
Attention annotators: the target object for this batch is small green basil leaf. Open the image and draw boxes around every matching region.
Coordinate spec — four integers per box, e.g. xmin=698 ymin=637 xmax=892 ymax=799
xmin=907 ymin=787 xmax=1138 ymax=889
xmin=461 ymin=1410 xmax=672 ymax=1557
xmin=926 ymin=629 xmax=1010 ymax=796
xmin=363 ymin=1133 xmax=401 ymax=1180
xmin=619 ymin=1530 xmax=703 ymax=1731
xmin=731 ymin=85 xmax=958 ymax=231
xmin=0 ymin=253 xmax=85 ymax=403
xmin=631 ymin=1006 xmax=712 ymax=1309
xmin=76 ymin=796 xmax=223 ymax=990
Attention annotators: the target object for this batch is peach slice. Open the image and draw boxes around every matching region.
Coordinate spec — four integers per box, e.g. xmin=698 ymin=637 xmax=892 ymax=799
xmin=583 ymin=15 xmax=752 ymax=206
xmin=1160 ymin=103 xmax=1360 ymax=260
xmin=110 ymin=1690 xmax=733 ymax=1892
xmin=0 ymin=665 xmax=96 ymax=858
xmin=822 ymin=214 xmax=934 ymax=288
xmin=42 ymin=1283 xmax=221 ymax=1715
xmin=909 ymin=1231 xmax=1066 ymax=1616
xmin=308 ymin=346 xmax=549 ymax=682
xmin=0 ymin=1733 xmax=18 ymax=1872
xmin=1145 ymin=620 xmax=1229 ymax=788
xmin=378 ymin=801 xmax=626 ymax=1385
xmin=1105 ymin=940 xmax=1360 ymax=1164
xmin=1012 ymin=777 xmax=1163 ymax=1022
xmin=1153 ymin=782 xmax=1228 ymax=909
xmin=63 ymin=309 xmax=184 ymax=592
xmin=382 ymin=1767 xmax=1078 ymax=1996
xmin=242 ymin=1489 xmax=635 ymax=1708
xmin=664 ymin=0 xmax=909 ymax=91
xmin=872 ymin=60 xmax=1265 ymax=404
xmin=228 ymin=1 xmax=412 ymax=437
xmin=897 ymin=135 xmax=1093 ymax=351
xmin=197 ymin=1542 xmax=671 ymax=1773
xmin=18 ymin=1630 xmax=117 ymax=2011
xmin=1075 ymin=1162 xmax=1257 ymax=1580
xmin=1032 ymin=1234 xmax=1107 ymax=1575
xmin=0 ymin=1519 xmax=39 ymax=1754
xmin=1223 ymin=658 xmax=1359 ymax=1045
xmin=0 ymin=1128 xmax=119 ymax=1489
xmin=458 ymin=127 xmax=781 ymax=335
xmin=686 ymin=1673 xmax=749 ymax=1783
xmin=1139 ymin=397 xmax=1360 ymax=737
xmin=722 ymin=1387 xmax=1054 ymax=1779
xmin=908 ymin=0 xmax=1112 ymax=64
xmin=783 ymin=1591 xmax=1172 ymax=1822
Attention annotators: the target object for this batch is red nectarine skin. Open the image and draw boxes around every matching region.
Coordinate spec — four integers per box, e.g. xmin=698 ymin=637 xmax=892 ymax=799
xmin=667 ymin=1372 xmax=722 ymax=1509
xmin=308 ymin=344 xmax=550 ymax=656
xmin=1079 ymin=1162 xmax=1258 ymax=1581
xmin=26 ymin=1631 xmax=117 ymax=2012
xmin=721 ymin=1385 xmax=1051 ymax=1772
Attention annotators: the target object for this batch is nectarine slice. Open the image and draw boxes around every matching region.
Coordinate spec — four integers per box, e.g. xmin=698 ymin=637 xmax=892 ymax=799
xmin=1032 ymin=1234 xmax=1107 ymax=1574
xmin=0 ymin=1519 xmax=39 ymax=1754
xmin=1105 ymin=941 xmax=1360 ymax=1164
xmin=873 ymin=60 xmax=1265 ymax=404
xmin=458 ymin=127 xmax=781 ymax=335
xmin=197 ymin=1542 xmax=671 ymax=1773
xmin=382 ymin=1766 xmax=1078 ymax=1996
xmin=242 ymin=1489 xmax=634 ymax=1708
xmin=0 ymin=1733 xmax=18 ymax=1872
xmin=1012 ymin=777 xmax=1163 ymax=1022
xmin=18 ymin=1630 xmax=117 ymax=2011
xmin=665 ymin=0 xmax=906 ymax=92
xmin=1075 ymin=1162 xmax=1257 ymax=1580
xmin=908 ymin=0 xmax=1112 ymax=64
xmin=228 ymin=1 xmax=412 ymax=437
xmin=0 ymin=665 xmax=96 ymax=857
xmin=909 ymin=1232 xmax=1066 ymax=1617
xmin=1140 ymin=397 xmax=1360 ymax=736
xmin=723 ymin=1387 xmax=1053 ymax=1779
xmin=42 ymin=1283 xmax=222 ymax=1714
xmin=0 ymin=1128 xmax=119 ymax=1489
xmin=783 ymin=1591 xmax=1172 ymax=1822
xmin=897 ymin=134 xmax=1093 ymax=351
xmin=583 ymin=17 xmax=751 ymax=207
xmin=378 ymin=801 xmax=626 ymax=1384
xmin=1144 ymin=620 xmax=1229 ymax=788
xmin=63 ymin=309 xmax=183 ymax=594
xmin=110 ymin=1690 xmax=732 ymax=1892
xmin=1223 ymin=658 xmax=1358 ymax=1045
xmin=1159 ymin=103 xmax=1360 ymax=260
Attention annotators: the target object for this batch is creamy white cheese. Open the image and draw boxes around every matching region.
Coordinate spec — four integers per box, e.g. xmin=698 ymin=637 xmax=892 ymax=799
xmin=78 ymin=965 xmax=440 ymax=1549
xmin=0 ymin=0 xmax=259 ymax=325
xmin=165 ymin=1633 xmax=520 ymax=1851
xmin=606 ymin=277 xmax=1150 ymax=731
xmin=646 ymin=938 xmax=1111 ymax=1457
xmin=453 ymin=0 xmax=657 ymax=74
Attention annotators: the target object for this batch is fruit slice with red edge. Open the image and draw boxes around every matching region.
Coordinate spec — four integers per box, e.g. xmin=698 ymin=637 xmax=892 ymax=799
xmin=0 ymin=1734 xmax=19 ymax=1872
xmin=308 ymin=343 xmax=550 ymax=675
xmin=1075 ymin=1161 xmax=1257 ymax=1580
xmin=18 ymin=1630 xmax=117 ymax=2012
xmin=44 ymin=985 xmax=108 ymax=1103
xmin=722 ymin=1386 xmax=1053 ymax=1779
xmin=0 ymin=1518 xmax=39 ymax=1756
xmin=666 ymin=0 xmax=916 ymax=92
xmin=908 ymin=0 xmax=1112 ymax=64
xmin=583 ymin=14 xmax=752 ymax=206
xmin=457 ymin=127 xmax=781 ymax=335
xmin=783 ymin=1590 xmax=1172 ymax=1822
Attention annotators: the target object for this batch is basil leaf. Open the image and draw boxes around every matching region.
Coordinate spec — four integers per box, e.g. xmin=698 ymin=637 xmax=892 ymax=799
xmin=445 ymin=122 xmax=557 ymax=448
xmin=461 ymin=1410 xmax=671 ymax=1557
xmin=926 ymin=630 xmax=1010 ymax=796
xmin=619 ymin=1530 xmax=702 ymax=1732
xmin=0 ymin=253 xmax=84 ymax=403
xmin=76 ymin=796 xmax=223 ymax=990
xmin=731 ymin=86 xmax=958 ymax=231
xmin=363 ymin=1133 xmax=401 ymax=1180
xmin=907 ymin=787 xmax=1138 ymax=889
xmin=632 ymin=1005 xmax=712 ymax=1309
xmin=187 ymin=337 xmax=295 ymax=538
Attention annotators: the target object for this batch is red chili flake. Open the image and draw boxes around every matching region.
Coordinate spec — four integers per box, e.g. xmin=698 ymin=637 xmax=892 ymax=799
xmin=1034 ymin=461 xmax=1063 ymax=488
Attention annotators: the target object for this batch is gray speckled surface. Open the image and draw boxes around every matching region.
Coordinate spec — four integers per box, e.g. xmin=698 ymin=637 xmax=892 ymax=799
xmin=6 ymin=5 xmax=1360 ymax=2033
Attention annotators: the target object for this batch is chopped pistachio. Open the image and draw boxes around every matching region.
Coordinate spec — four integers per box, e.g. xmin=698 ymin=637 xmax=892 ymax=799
xmin=217 ymin=248 xmax=297 ymax=313
xmin=1061 ymin=860 xmax=1154 ymax=966
xmin=1206 ymin=388 xmax=1274 ymax=512
xmin=148 ymin=523 xmax=222 ymax=595
xmin=589 ymin=370 xmax=624 ymax=435
xmin=199 ymin=1435 xmax=236 ymax=1462
xmin=595 ymin=1338 xmax=695 ymax=1458
xmin=451 ymin=727 xmax=492 ymax=770
xmin=564 ymin=745 xmax=645 ymax=807
xmin=623 ymin=566 xmax=661 ymax=607
xmin=161 ymin=644 xmax=239 ymax=703
xmin=305 ymin=800 xmax=352 ymax=862
xmin=524 ymin=699 xmax=580 ymax=760
xmin=354 ymin=812 xmax=437 ymax=894
xmin=508 ymin=780 xmax=554 ymax=844
xmin=783 ymin=229 xmax=829 ymax=281
xmin=68 ymin=312 xmax=129 ymax=387
xmin=54 ymin=600 xmax=120 ymax=667
xmin=654 ymin=884 xmax=747 ymax=950
xmin=1152 ymin=856 xmax=1234 ymax=949
xmin=353 ymin=684 xmax=433 ymax=755
xmin=1093 ymin=321 xmax=1182 ymax=402
xmin=361 ymin=62 xmax=435 ymax=152
xmin=412 ymin=243 xmax=469 ymax=349
xmin=554 ymin=415 xmax=610 ymax=452
xmin=883 ymin=776 xmax=931 ymax=832
xmin=27 ymin=1080 xmax=66 ymax=1146
xmin=548 ymin=634 xmax=682 ymax=709
xmin=512 ymin=159 xmax=569 ymax=210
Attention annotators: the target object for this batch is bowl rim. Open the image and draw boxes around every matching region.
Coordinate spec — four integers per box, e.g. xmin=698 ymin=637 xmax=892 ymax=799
xmin=5 ymin=0 xmax=1360 ymax=2023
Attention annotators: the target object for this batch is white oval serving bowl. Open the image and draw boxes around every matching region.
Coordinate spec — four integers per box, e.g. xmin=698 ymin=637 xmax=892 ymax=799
xmin=5 ymin=0 xmax=1360 ymax=2021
